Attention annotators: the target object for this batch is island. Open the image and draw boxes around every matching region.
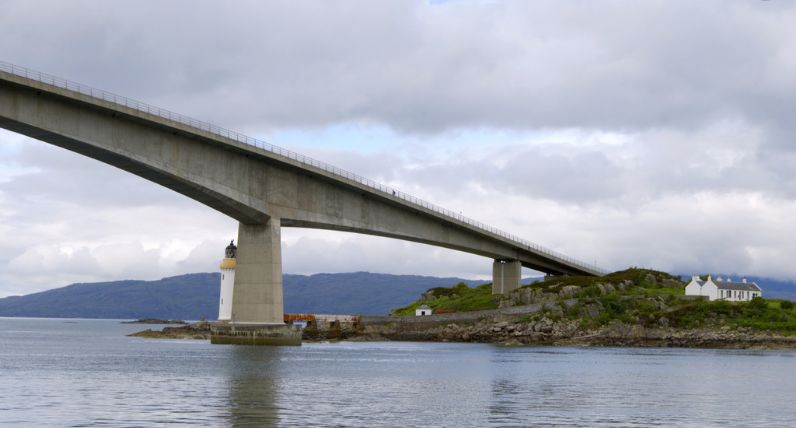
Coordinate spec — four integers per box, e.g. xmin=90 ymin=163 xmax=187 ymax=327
xmin=122 ymin=318 xmax=188 ymax=325
xmin=129 ymin=268 xmax=796 ymax=349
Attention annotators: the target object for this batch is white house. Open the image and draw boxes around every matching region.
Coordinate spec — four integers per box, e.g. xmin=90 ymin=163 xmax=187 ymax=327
xmin=685 ymin=275 xmax=762 ymax=302
xmin=415 ymin=305 xmax=433 ymax=316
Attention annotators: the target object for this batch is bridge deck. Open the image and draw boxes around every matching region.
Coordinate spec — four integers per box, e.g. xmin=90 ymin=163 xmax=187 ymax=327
xmin=0 ymin=61 xmax=605 ymax=277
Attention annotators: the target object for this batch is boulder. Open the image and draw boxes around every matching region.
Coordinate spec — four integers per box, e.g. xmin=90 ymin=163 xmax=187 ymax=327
xmin=562 ymin=298 xmax=579 ymax=309
xmin=559 ymin=285 xmax=581 ymax=298
xmin=597 ymin=283 xmax=615 ymax=295
xmin=583 ymin=303 xmax=603 ymax=318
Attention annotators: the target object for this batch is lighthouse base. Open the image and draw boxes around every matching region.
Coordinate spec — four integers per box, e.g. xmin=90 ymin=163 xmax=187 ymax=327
xmin=210 ymin=323 xmax=302 ymax=346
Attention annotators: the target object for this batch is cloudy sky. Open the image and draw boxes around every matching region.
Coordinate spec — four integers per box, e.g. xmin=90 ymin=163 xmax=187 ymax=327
xmin=2 ymin=0 xmax=796 ymax=297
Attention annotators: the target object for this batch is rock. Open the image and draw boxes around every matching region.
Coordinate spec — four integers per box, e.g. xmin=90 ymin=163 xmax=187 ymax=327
xmin=538 ymin=318 xmax=554 ymax=333
xmin=562 ymin=298 xmax=579 ymax=309
xmin=499 ymin=339 xmax=523 ymax=347
xmin=559 ymin=285 xmax=581 ymax=298
xmin=583 ymin=303 xmax=603 ymax=318
xmin=597 ymin=283 xmax=615 ymax=295
xmin=658 ymin=317 xmax=669 ymax=327
xmin=545 ymin=304 xmax=564 ymax=319
xmin=121 ymin=318 xmax=187 ymax=325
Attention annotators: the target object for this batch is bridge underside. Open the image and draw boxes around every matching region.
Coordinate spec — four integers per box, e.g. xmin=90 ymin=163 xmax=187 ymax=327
xmin=0 ymin=69 xmax=601 ymax=326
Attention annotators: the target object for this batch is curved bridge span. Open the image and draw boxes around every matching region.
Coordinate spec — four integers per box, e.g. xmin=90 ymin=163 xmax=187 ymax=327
xmin=0 ymin=62 xmax=604 ymax=325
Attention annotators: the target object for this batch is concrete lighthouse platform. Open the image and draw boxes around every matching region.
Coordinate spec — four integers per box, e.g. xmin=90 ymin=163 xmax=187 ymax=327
xmin=210 ymin=323 xmax=302 ymax=346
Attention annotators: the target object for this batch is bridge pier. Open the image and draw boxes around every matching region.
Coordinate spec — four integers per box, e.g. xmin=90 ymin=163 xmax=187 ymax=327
xmin=232 ymin=219 xmax=284 ymax=324
xmin=492 ymin=259 xmax=521 ymax=295
xmin=212 ymin=218 xmax=301 ymax=345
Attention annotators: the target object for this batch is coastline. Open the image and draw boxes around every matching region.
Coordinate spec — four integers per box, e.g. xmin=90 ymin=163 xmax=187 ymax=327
xmin=128 ymin=316 xmax=796 ymax=350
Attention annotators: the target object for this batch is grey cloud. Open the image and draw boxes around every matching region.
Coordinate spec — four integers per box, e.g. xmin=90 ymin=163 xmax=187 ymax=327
xmin=4 ymin=1 xmax=796 ymax=295
xmin=1 ymin=1 xmax=794 ymax=137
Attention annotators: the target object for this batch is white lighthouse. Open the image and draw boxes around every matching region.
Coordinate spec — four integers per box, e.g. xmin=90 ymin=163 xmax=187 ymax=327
xmin=217 ymin=240 xmax=237 ymax=321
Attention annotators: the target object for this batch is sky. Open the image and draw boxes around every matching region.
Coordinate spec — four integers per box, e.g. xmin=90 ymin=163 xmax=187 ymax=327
xmin=2 ymin=0 xmax=796 ymax=297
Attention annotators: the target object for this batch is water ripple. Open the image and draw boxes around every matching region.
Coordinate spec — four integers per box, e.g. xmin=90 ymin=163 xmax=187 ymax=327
xmin=1 ymin=318 xmax=796 ymax=427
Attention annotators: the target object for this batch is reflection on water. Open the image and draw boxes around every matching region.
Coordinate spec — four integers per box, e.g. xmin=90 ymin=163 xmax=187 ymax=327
xmin=1 ymin=318 xmax=796 ymax=427
xmin=225 ymin=347 xmax=280 ymax=427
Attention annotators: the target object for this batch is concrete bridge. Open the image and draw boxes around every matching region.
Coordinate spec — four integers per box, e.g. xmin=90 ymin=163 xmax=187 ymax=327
xmin=0 ymin=62 xmax=605 ymax=326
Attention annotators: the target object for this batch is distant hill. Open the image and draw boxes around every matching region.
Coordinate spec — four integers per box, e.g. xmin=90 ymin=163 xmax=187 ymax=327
xmin=0 ymin=272 xmax=488 ymax=320
xmin=3 ymin=272 xmax=791 ymax=321
xmin=737 ymin=276 xmax=796 ymax=301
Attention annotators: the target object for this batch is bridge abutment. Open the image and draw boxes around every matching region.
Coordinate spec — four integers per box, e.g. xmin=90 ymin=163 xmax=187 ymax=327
xmin=492 ymin=259 xmax=521 ymax=295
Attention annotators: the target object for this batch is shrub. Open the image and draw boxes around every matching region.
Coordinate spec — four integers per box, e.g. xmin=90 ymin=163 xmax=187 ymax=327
xmin=745 ymin=296 xmax=768 ymax=317
xmin=781 ymin=300 xmax=794 ymax=310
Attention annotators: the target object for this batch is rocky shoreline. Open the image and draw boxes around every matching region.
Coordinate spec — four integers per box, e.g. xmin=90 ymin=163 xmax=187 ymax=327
xmin=129 ymin=322 xmax=211 ymax=339
xmin=122 ymin=318 xmax=187 ymax=325
xmin=128 ymin=316 xmax=796 ymax=349
xmin=127 ymin=269 xmax=796 ymax=349
xmin=356 ymin=316 xmax=796 ymax=349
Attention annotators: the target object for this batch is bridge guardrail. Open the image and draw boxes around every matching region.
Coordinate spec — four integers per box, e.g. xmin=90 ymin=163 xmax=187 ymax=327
xmin=0 ymin=61 xmax=607 ymax=275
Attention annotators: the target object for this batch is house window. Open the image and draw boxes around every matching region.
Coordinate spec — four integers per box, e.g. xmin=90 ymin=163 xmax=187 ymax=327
xmin=222 ymin=274 xmax=225 ymax=280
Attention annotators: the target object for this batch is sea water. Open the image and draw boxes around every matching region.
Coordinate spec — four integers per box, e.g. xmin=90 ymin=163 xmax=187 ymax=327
xmin=1 ymin=317 xmax=795 ymax=427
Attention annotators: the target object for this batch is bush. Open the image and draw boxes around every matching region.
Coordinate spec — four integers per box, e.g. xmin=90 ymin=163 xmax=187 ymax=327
xmin=781 ymin=300 xmax=794 ymax=310
xmin=745 ymin=296 xmax=768 ymax=317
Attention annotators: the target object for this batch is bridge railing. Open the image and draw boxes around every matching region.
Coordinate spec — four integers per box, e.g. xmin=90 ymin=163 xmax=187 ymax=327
xmin=0 ymin=61 xmax=607 ymax=275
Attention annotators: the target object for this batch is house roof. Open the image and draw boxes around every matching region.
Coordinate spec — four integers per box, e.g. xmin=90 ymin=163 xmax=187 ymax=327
xmin=715 ymin=281 xmax=761 ymax=292
xmin=417 ymin=304 xmax=431 ymax=310
xmin=690 ymin=277 xmax=762 ymax=292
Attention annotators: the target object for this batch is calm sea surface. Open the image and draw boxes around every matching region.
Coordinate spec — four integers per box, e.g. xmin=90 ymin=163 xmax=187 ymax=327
xmin=1 ymin=317 xmax=795 ymax=427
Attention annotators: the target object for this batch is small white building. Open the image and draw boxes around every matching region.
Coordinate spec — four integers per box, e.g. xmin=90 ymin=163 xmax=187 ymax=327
xmin=415 ymin=304 xmax=433 ymax=316
xmin=685 ymin=275 xmax=762 ymax=302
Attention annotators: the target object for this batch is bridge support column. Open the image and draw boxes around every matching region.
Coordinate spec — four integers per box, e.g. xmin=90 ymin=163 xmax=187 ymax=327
xmin=212 ymin=218 xmax=301 ymax=345
xmin=492 ymin=259 xmax=521 ymax=295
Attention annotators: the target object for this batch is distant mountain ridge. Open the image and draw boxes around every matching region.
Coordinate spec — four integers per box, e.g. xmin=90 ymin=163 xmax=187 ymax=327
xmin=0 ymin=272 xmax=489 ymax=320
xmin=1 ymin=272 xmax=792 ymax=321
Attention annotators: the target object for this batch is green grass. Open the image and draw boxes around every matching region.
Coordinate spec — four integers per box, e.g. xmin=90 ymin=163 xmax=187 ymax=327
xmin=391 ymin=283 xmax=497 ymax=316
xmin=392 ymin=269 xmax=796 ymax=334
xmin=591 ymin=295 xmax=796 ymax=333
xmin=522 ymin=267 xmax=685 ymax=295
xmin=392 ymin=268 xmax=684 ymax=317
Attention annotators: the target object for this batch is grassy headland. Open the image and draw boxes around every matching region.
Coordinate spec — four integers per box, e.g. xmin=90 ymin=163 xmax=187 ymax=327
xmin=392 ymin=268 xmax=796 ymax=335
